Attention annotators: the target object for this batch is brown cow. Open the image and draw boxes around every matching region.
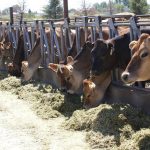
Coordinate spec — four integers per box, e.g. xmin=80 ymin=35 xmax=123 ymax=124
xmin=0 ymin=40 xmax=13 ymax=70
xmin=21 ymin=28 xmax=76 ymax=82
xmin=8 ymin=31 xmax=37 ymax=77
xmin=21 ymin=27 xmax=105 ymax=83
xmin=83 ymin=71 xmax=150 ymax=115
xmin=49 ymin=41 xmax=94 ymax=94
xmin=121 ymin=33 xmax=150 ymax=84
xmin=49 ymin=29 xmax=110 ymax=94
xmin=83 ymin=71 xmax=111 ymax=108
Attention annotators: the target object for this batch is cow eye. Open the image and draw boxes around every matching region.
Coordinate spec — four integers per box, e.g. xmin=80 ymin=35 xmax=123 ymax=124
xmin=66 ymin=76 xmax=70 ymax=81
xmin=87 ymin=94 xmax=91 ymax=98
xmin=140 ymin=51 xmax=149 ymax=59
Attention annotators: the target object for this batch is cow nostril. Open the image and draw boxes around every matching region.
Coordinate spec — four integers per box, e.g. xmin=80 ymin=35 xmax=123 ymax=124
xmin=121 ymin=72 xmax=129 ymax=82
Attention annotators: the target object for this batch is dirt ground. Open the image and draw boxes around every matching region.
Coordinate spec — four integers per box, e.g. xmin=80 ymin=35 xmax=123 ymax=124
xmin=0 ymin=90 xmax=90 ymax=150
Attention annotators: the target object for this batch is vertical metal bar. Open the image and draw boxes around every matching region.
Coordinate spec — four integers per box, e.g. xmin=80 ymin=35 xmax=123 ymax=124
xmin=53 ymin=31 xmax=62 ymax=61
xmin=60 ymin=26 xmax=65 ymax=60
xmin=83 ymin=16 xmax=88 ymax=41
xmin=91 ymin=27 xmax=94 ymax=43
xmin=95 ymin=16 xmax=103 ymax=39
xmin=31 ymin=24 xmax=35 ymax=49
xmin=39 ymin=21 xmax=44 ymax=66
xmin=49 ymin=21 xmax=55 ymax=63
xmin=64 ymin=18 xmax=72 ymax=55
xmin=75 ymin=27 xmax=81 ymax=53
xmin=22 ymin=22 xmax=28 ymax=59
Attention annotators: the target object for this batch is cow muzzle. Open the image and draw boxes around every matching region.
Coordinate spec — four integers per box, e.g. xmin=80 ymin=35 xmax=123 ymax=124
xmin=121 ymin=71 xmax=134 ymax=84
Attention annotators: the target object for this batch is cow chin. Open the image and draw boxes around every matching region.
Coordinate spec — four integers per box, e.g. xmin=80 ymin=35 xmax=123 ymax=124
xmin=83 ymin=99 xmax=101 ymax=109
xmin=67 ymin=89 xmax=75 ymax=94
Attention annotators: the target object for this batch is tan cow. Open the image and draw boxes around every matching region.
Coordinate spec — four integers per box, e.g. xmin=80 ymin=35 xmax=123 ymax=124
xmin=83 ymin=71 xmax=150 ymax=115
xmin=49 ymin=41 xmax=95 ymax=94
xmin=0 ymin=40 xmax=13 ymax=69
xmin=21 ymin=28 xmax=76 ymax=82
xmin=83 ymin=71 xmax=111 ymax=108
xmin=121 ymin=33 xmax=150 ymax=83
xmin=49 ymin=29 xmax=110 ymax=94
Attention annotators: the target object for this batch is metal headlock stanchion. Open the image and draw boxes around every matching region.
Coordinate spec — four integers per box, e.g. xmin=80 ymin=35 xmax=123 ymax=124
xmin=49 ymin=21 xmax=62 ymax=63
xmin=7 ymin=22 xmax=17 ymax=56
xmin=39 ymin=21 xmax=50 ymax=67
xmin=108 ymin=17 xmax=119 ymax=38
xmin=64 ymin=18 xmax=72 ymax=55
xmin=22 ymin=21 xmax=32 ymax=59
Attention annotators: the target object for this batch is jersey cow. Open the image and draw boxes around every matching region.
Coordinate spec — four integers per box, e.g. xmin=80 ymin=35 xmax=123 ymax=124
xmin=83 ymin=73 xmax=150 ymax=115
xmin=83 ymin=33 xmax=131 ymax=108
xmin=49 ymin=41 xmax=94 ymax=94
xmin=91 ymin=33 xmax=131 ymax=76
xmin=0 ymin=34 xmax=13 ymax=70
xmin=49 ymin=29 xmax=110 ymax=94
xmin=21 ymin=28 xmax=76 ymax=82
xmin=121 ymin=33 xmax=150 ymax=84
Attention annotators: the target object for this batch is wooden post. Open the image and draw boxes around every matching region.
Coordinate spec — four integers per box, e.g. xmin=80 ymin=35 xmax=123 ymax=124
xmin=63 ymin=0 xmax=68 ymax=18
xmin=109 ymin=0 xmax=113 ymax=15
xmin=9 ymin=7 xmax=14 ymax=24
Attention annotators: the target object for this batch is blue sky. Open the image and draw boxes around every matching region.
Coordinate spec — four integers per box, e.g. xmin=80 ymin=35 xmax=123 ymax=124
xmin=0 ymin=0 xmax=150 ymax=12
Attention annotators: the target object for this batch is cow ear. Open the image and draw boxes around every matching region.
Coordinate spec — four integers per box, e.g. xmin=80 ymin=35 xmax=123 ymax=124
xmin=83 ymin=79 xmax=90 ymax=87
xmin=67 ymin=56 xmax=74 ymax=64
xmin=22 ymin=61 xmax=28 ymax=68
xmin=86 ymin=41 xmax=93 ymax=48
xmin=8 ymin=63 xmax=13 ymax=67
xmin=129 ymin=41 xmax=137 ymax=50
xmin=5 ymin=42 xmax=11 ymax=49
xmin=48 ymin=63 xmax=59 ymax=72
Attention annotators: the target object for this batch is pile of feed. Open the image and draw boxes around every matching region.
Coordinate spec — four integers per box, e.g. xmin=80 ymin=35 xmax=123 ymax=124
xmin=0 ymin=76 xmax=82 ymax=119
xmin=64 ymin=104 xmax=150 ymax=149
xmin=1 ymin=74 xmax=150 ymax=149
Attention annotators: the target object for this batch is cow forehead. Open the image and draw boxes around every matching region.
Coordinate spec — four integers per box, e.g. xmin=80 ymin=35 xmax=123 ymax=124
xmin=136 ymin=41 xmax=150 ymax=54
xmin=66 ymin=64 xmax=73 ymax=71
xmin=132 ymin=34 xmax=150 ymax=54
xmin=89 ymin=82 xmax=96 ymax=89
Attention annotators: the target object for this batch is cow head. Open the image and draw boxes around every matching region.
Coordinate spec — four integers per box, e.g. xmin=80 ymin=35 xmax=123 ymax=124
xmin=49 ymin=56 xmax=81 ymax=93
xmin=8 ymin=62 xmax=14 ymax=73
xmin=121 ymin=33 xmax=150 ymax=83
xmin=91 ymin=39 xmax=116 ymax=75
xmin=83 ymin=79 xmax=101 ymax=108
xmin=8 ymin=63 xmax=21 ymax=77
xmin=83 ymin=71 xmax=111 ymax=108
xmin=0 ymin=41 xmax=12 ymax=58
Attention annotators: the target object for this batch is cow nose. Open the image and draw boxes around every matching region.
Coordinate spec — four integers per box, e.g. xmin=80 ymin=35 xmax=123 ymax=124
xmin=121 ymin=72 xmax=129 ymax=82
xmin=59 ymin=87 xmax=67 ymax=93
xmin=91 ymin=70 xmax=99 ymax=76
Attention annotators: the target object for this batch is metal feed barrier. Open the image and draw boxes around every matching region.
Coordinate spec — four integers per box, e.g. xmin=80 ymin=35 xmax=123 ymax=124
xmin=0 ymin=15 xmax=150 ymax=83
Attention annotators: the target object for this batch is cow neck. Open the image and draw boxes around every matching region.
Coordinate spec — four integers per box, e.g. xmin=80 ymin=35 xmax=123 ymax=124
xmin=94 ymin=71 xmax=111 ymax=87
xmin=28 ymin=38 xmax=41 ymax=64
xmin=13 ymin=34 xmax=24 ymax=64
xmin=113 ymin=32 xmax=131 ymax=69
xmin=113 ymin=33 xmax=130 ymax=52
xmin=91 ymin=71 xmax=111 ymax=105
xmin=73 ymin=44 xmax=91 ymax=72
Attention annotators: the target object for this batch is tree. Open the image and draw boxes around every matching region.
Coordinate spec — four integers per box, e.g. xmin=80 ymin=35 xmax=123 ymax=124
xmin=43 ymin=0 xmax=63 ymax=19
xmin=18 ymin=0 xmax=26 ymax=23
xmin=129 ymin=0 xmax=149 ymax=14
xmin=81 ymin=0 xmax=88 ymax=16
xmin=93 ymin=2 xmax=108 ymax=13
